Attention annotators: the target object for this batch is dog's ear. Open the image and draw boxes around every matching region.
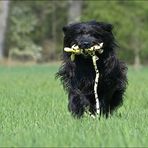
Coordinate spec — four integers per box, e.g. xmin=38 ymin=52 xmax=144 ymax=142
xmin=95 ymin=22 xmax=113 ymax=32
xmin=101 ymin=23 xmax=113 ymax=32
xmin=62 ymin=25 xmax=69 ymax=35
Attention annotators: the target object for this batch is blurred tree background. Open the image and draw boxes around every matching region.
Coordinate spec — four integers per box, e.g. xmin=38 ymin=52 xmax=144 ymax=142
xmin=0 ymin=0 xmax=148 ymax=66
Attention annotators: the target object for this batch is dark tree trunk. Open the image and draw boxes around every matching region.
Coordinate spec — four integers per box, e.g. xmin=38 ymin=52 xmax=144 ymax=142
xmin=134 ymin=48 xmax=141 ymax=69
xmin=50 ymin=1 xmax=57 ymax=60
xmin=132 ymin=18 xmax=141 ymax=69
xmin=0 ymin=0 xmax=10 ymax=60
xmin=68 ymin=0 xmax=83 ymax=23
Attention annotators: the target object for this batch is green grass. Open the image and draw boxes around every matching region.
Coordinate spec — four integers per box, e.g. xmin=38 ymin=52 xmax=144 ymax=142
xmin=0 ymin=64 xmax=148 ymax=147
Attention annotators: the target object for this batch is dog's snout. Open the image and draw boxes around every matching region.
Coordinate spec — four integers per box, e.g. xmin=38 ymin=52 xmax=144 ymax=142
xmin=79 ymin=41 xmax=90 ymax=49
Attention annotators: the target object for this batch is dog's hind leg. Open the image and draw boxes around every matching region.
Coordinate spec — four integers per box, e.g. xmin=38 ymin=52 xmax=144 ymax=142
xmin=109 ymin=90 xmax=124 ymax=113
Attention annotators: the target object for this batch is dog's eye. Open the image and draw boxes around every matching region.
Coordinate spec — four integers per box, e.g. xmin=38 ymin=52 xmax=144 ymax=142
xmin=75 ymin=30 xmax=83 ymax=35
xmin=93 ymin=33 xmax=102 ymax=38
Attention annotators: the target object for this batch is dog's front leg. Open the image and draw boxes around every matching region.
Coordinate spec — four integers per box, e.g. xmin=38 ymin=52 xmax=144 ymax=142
xmin=99 ymin=87 xmax=116 ymax=118
xmin=68 ymin=91 xmax=89 ymax=118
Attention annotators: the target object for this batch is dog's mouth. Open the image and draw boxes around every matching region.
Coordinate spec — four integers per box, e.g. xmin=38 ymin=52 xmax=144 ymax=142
xmin=64 ymin=42 xmax=104 ymax=55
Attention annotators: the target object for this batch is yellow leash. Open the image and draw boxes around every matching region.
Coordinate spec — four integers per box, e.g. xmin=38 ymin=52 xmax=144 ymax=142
xmin=92 ymin=53 xmax=100 ymax=116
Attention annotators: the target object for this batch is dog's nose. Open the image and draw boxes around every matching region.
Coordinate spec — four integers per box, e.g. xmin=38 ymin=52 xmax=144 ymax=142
xmin=84 ymin=42 xmax=89 ymax=47
xmin=80 ymin=42 xmax=90 ymax=49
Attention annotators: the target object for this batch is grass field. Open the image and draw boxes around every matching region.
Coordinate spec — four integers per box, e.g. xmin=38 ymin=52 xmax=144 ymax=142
xmin=0 ymin=64 xmax=148 ymax=147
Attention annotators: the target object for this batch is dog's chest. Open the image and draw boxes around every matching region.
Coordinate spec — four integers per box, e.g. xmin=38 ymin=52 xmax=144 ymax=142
xmin=74 ymin=57 xmax=103 ymax=92
xmin=75 ymin=57 xmax=95 ymax=79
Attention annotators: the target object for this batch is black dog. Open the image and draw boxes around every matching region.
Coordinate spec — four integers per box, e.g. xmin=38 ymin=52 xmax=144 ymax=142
xmin=57 ymin=21 xmax=127 ymax=118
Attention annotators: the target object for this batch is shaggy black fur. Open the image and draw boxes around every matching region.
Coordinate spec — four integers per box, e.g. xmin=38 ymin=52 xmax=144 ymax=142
xmin=57 ymin=21 xmax=127 ymax=118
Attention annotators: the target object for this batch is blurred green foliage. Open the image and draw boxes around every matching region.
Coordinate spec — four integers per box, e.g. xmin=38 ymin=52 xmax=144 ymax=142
xmin=7 ymin=1 xmax=68 ymax=62
xmin=6 ymin=1 xmax=148 ymax=64
xmin=82 ymin=1 xmax=148 ymax=64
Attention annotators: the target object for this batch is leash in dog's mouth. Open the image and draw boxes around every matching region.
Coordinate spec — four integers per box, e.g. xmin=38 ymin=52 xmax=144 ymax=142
xmin=64 ymin=42 xmax=104 ymax=60
xmin=64 ymin=43 xmax=104 ymax=118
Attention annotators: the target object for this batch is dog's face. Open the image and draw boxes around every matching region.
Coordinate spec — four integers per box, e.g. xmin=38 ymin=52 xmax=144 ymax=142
xmin=63 ymin=21 xmax=114 ymax=52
